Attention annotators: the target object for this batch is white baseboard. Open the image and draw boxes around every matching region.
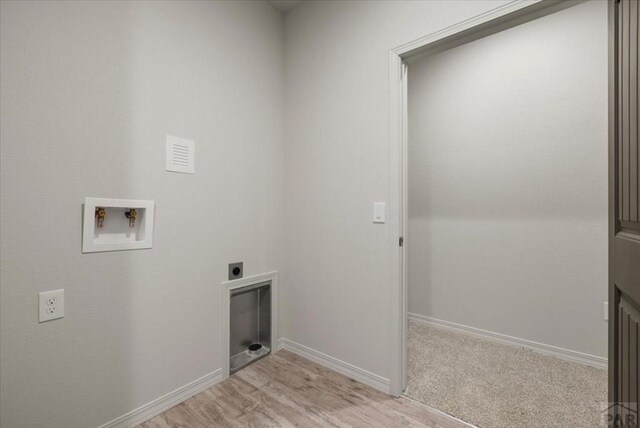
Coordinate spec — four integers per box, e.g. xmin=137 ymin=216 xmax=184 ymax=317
xmin=408 ymin=313 xmax=608 ymax=369
xmin=278 ymin=338 xmax=390 ymax=394
xmin=97 ymin=368 xmax=223 ymax=428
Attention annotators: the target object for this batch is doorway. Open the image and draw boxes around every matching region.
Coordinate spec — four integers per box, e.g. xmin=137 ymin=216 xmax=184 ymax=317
xmin=390 ymin=1 xmax=609 ymax=426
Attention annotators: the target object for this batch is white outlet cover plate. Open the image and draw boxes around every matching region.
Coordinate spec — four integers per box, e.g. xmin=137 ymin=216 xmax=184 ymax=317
xmin=39 ymin=289 xmax=64 ymax=322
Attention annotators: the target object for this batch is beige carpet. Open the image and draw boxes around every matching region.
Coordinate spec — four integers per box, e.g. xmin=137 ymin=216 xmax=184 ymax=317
xmin=405 ymin=321 xmax=607 ymax=428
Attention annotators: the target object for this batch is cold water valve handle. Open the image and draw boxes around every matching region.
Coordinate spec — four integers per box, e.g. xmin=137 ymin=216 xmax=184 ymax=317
xmin=125 ymin=209 xmax=137 ymax=228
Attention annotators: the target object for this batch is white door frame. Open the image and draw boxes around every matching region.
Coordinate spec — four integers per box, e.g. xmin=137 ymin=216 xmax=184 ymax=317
xmin=387 ymin=0 xmax=583 ymax=396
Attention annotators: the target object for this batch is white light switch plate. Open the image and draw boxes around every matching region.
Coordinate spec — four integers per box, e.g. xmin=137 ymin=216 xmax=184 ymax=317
xmin=39 ymin=289 xmax=64 ymax=322
xmin=373 ymin=202 xmax=386 ymax=224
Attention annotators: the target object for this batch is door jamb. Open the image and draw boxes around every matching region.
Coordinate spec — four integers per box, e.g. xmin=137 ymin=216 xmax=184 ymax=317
xmin=387 ymin=0 xmax=586 ymax=397
xmin=607 ymin=0 xmax=617 ymax=406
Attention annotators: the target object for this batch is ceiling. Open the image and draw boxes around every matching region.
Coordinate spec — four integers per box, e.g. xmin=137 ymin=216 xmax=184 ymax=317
xmin=268 ymin=0 xmax=302 ymax=14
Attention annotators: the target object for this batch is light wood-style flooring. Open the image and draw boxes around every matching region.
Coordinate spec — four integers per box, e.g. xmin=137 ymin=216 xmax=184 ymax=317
xmin=140 ymin=350 xmax=469 ymax=428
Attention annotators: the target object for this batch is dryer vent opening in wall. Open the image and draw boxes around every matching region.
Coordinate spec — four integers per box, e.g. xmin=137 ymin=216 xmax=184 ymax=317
xmin=229 ymin=281 xmax=271 ymax=374
xmin=166 ymin=135 xmax=195 ymax=174
xmin=222 ymin=272 xmax=278 ymax=379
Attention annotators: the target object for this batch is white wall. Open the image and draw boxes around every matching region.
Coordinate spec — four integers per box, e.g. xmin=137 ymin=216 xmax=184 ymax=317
xmin=407 ymin=1 xmax=608 ymax=358
xmin=0 ymin=1 xmax=609 ymax=424
xmin=0 ymin=1 xmax=284 ymax=427
xmin=282 ymin=0 xmax=518 ymax=381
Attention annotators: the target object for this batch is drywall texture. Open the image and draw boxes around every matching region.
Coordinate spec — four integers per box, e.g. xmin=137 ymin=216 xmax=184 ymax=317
xmin=282 ymin=0 xmax=516 ymax=381
xmin=0 ymin=1 xmax=284 ymax=427
xmin=408 ymin=1 xmax=608 ymax=358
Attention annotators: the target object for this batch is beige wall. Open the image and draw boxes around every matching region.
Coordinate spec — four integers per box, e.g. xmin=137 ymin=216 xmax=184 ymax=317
xmin=407 ymin=0 xmax=608 ymax=358
xmin=0 ymin=1 xmax=284 ymax=427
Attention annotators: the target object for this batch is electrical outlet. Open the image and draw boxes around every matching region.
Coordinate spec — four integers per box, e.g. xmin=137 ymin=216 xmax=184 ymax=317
xmin=228 ymin=262 xmax=243 ymax=280
xmin=604 ymin=302 xmax=609 ymax=322
xmin=39 ymin=289 xmax=64 ymax=322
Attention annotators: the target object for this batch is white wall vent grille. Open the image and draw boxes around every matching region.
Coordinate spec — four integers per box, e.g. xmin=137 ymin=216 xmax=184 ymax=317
xmin=166 ymin=135 xmax=195 ymax=174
